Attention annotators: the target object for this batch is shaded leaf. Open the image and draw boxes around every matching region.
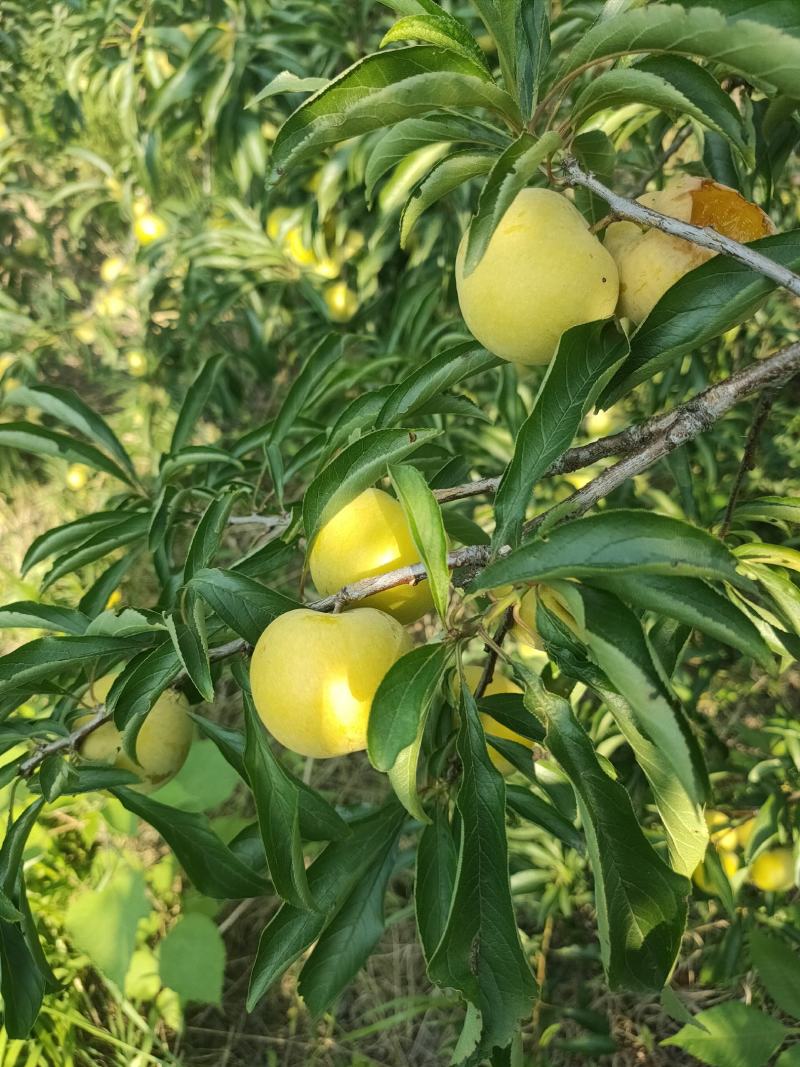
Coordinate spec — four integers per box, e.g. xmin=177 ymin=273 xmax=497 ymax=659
xmin=662 ymin=1002 xmax=787 ymax=1067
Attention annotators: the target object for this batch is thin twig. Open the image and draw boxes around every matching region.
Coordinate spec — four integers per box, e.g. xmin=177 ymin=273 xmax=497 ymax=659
xmin=561 ymin=157 xmax=800 ymax=299
xmin=475 ymin=608 xmax=515 ymax=700
xmin=19 ymin=342 xmax=800 ymax=779
xmin=629 ymin=123 xmax=693 ymax=198
xmin=719 ymin=389 xmax=777 ymax=538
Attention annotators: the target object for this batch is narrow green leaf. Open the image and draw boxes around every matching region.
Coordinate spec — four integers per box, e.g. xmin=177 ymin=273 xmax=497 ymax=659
xmin=165 ymin=612 xmax=214 ymax=703
xmin=107 ymin=641 xmax=182 ymax=761
xmin=303 ymin=427 xmax=441 ymax=546
xmin=111 ymin=787 xmax=268 ymax=899
xmin=0 ymin=888 xmax=22 ymax=924
xmin=505 ymin=784 xmax=584 ymax=853
xmin=79 ymin=554 xmax=135 ymax=619
xmin=0 ymin=801 xmax=45 ymax=895
xmin=662 ymin=1002 xmax=787 ymax=1067
xmin=462 ymin=129 xmax=561 ymax=276
xmin=0 ymin=422 xmax=134 ymax=485
xmin=400 ymin=150 xmax=495 ymax=247
xmin=415 ymin=803 xmax=459 ymax=964
xmin=428 ymin=682 xmax=537 ymax=1058
xmin=6 ymin=384 xmax=136 ymax=480
xmin=243 ymin=686 xmax=315 ymax=911
xmin=0 ymin=634 xmax=150 ymax=691
xmin=491 ymin=322 xmax=627 ymax=549
xmin=523 ymin=669 xmax=689 ymax=992
xmin=381 ymin=13 xmax=490 ymax=71
xmin=0 ymin=601 xmax=89 ymax=635
xmin=270 ymin=46 xmax=521 ymax=177
xmin=0 ymin=919 xmax=44 ymax=1038
xmin=22 ymin=512 xmax=130 ymax=575
xmin=271 ymin=334 xmax=343 ymax=448
xmin=170 ymin=354 xmax=227 ymax=454
xmin=159 ymin=446 xmax=243 ymax=482
xmin=389 ymin=465 xmax=450 ymax=623
xmin=517 ymin=0 xmax=550 ymax=117
xmin=387 ymin=719 xmax=431 ymax=824
xmin=368 ymin=643 xmax=451 ymax=771
xmin=475 ymin=510 xmax=745 ymax=591
xmin=41 ymin=513 xmax=149 ymax=591
xmin=183 ymin=487 xmax=247 ymax=583
xmin=188 ymin=568 xmax=299 ymax=646
xmin=248 ymin=71 xmax=329 ymax=108
xmin=750 ymin=927 xmax=800 ymax=1020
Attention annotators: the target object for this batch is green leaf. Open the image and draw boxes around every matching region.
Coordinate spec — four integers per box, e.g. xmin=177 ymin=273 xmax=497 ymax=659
xmin=777 ymin=1049 xmax=800 ymax=1067
xmin=549 ymin=581 xmax=708 ymax=806
xmin=662 ymin=1002 xmax=787 ymax=1067
xmin=475 ymin=510 xmax=744 ymax=591
xmin=247 ymin=803 xmax=406 ymax=1011
xmin=682 ymin=0 xmax=800 ymax=35
xmin=0 ymin=919 xmax=45 ymax=1038
xmin=5 ymin=384 xmax=136 ymax=481
xmin=0 ymin=634 xmax=151 ymax=691
xmin=107 ymin=641 xmax=181 ymax=747
xmin=731 ymin=496 xmax=800 ymax=528
xmin=389 ymin=465 xmax=450 ymax=623
xmin=602 ymin=234 xmax=800 ymax=404
xmin=248 ymin=71 xmax=329 ymax=108
xmin=303 ymin=427 xmax=441 ymax=545
xmin=41 ymin=512 xmax=149 ymax=591
xmin=159 ymin=914 xmax=225 ymax=1006
xmin=461 ymin=130 xmax=561 ymax=276
xmin=588 ymin=573 xmax=773 ymax=670
xmin=387 ymin=718 xmax=431 ymax=824
xmin=428 ymin=682 xmax=537 ymax=1059
xmin=270 ymin=334 xmax=343 ymax=448
xmin=491 ymin=322 xmax=627 ymax=549
xmin=516 ymin=0 xmax=550 ymax=118
xmin=415 ymin=802 xmax=459 ymax=964
xmin=750 ymin=927 xmax=800 ymax=1020
xmin=22 ymin=512 xmax=132 ymax=575
xmin=243 ymin=685 xmax=315 ymax=911
xmin=376 ymin=342 xmax=499 ymax=428
xmin=39 ymin=754 xmax=79 ymax=802
xmin=524 ymin=669 xmax=689 ymax=992
xmin=572 ymin=57 xmax=748 ymax=159
xmin=183 ymin=487 xmax=247 ymax=583
xmin=470 ymin=0 xmax=521 ymax=102
xmin=400 ymin=150 xmax=495 ymax=247
xmin=170 ymin=354 xmax=227 ymax=454
xmin=381 ymin=14 xmax=490 ymax=71
xmin=0 ymin=801 xmax=45 ymax=896
xmin=141 ymin=740 xmax=238 ymax=813
xmin=368 ymin=642 xmax=451 ymax=771
xmin=505 ymin=785 xmax=584 ymax=853
xmin=0 ymin=888 xmax=21 ymax=923
xmin=159 ymin=446 xmax=243 ymax=481
xmin=111 ymin=787 xmax=268 ymax=899
xmin=189 ymin=568 xmax=299 ymax=646
xmin=0 ymin=601 xmax=89 ymax=635
xmin=79 ymin=554 xmax=135 ymax=619
xmin=165 ymin=611 xmax=214 ymax=703
xmin=270 ymin=46 xmax=520 ymax=178
xmin=297 ymin=822 xmax=401 ymax=1017
xmin=559 ymin=4 xmax=800 ymax=98
xmin=65 ymin=865 xmax=151 ymax=988
xmin=0 ymin=421 xmax=135 ymax=485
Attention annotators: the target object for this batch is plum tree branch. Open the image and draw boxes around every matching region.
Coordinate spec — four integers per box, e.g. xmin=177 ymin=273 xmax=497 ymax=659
xmin=20 ymin=342 xmax=800 ymax=779
xmin=560 ymin=156 xmax=800 ymax=300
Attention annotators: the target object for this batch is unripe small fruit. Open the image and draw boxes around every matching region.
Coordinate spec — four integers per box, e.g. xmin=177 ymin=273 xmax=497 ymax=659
xmin=76 ymin=673 xmax=193 ymax=792
xmin=284 ymin=225 xmax=316 ymax=267
xmin=249 ymin=607 xmax=411 ymax=758
xmin=126 ymin=350 xmax=148 ymax=377
xmin=100 ymin=255 xmax=127 ymax=284
xmin=134 ymin=212 xmax=168 ymax=245
xmin=309 ymin=488 xmax=433 ymax=624
xmin=66 ymin=464 xmax=89 ymax=491
xmin=324 ymin=281 xmax=358 ymax=322
xmin=455 ymin=188 xmax=619 ymax=366
xmin=460 ymin=665 xmax=534 ymax=776
xmin=706 ymin=810 xmax=739 ymax=853
xmin=749 ymin=847 xmax=796 ymax=892
xmin=736 ymin=817 xmax=756 ymax=850
xmin=604 ymin=176 xmax=774 ymax=324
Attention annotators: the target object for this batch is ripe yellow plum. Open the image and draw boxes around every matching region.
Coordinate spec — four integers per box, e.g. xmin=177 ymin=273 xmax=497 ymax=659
xmin=249 ymin=607 xmax=412 ymax=758
xmin=706 ymin=810 xmax=739 ymax=853
xmin=749 ymin=847 xmax=796 ymax=892
xmin=693 ymin=849 xmax=740 ymax=894
xmin=309 ymin=488 xmax=433 ymax=624
xmin=134 ymin=211 xmax=168 ymax=245
xmin=455 ymin=188 xmax=619 ymax=366
xmin=324 ymin=281 xmax=358 ymax=322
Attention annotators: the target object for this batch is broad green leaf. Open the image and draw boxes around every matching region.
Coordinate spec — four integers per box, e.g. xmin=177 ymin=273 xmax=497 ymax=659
xmin=188 ymin=568 xmax=300 ymax=646
xmin=365 ymin=114 xmax=507 ymax=203
xmin=505 ymin=784 xmax=584 ymax=853
xmin=462 ymin=130 xmax=561 ymax=276
xmin=303 ymin=427 xmax=441 ymax=545
xmin=270 ymin=334 xmax=343 ymax=448
xmin=547 ymin=582 xmax=707 ymax=806
xmin=389 ymin=465 xmax=450 ymax=623
xmin=6 ymin=384 xmax=136 ymax=480
xmin=368 ymin=642 xmax=451 ymax=771
xmin=0 ymin=919 xmax=45 ymax=1038
xmin=588 ymin=573 xmax=773 ymax=669
xmin=165 ymin=611 xmax=214 ymax=703
xmin=183 ymin=487 xmax=247 ymax=583
xmin=0 ymin=888 xmax=21 ymax=923
xmin=602 ymin=232 xmax=800 ymax=404
xmin=39 ymin=754 xmax=79 ymax=802
xmin=22 ymin=512 xmax=132 ymax=575
xmin=381 ymin=14 xmax=490 ymax=71
xmin=428 ymin=683 xmax=537 ymax=1059
xmin=270 ymin=46 xmax=520 ymax=178
xmin=750 ymin=927 xmax=800 ymax=1020
xmin=478 ymin=693 xmax=545 ymax=744
xmin=559 ymin=5 xmax=800 ymax=98
xmin=79 ymin=554 xmax=136 ymax=619
xmin=470 ymin=0 xmax=521 ymax=101
xmin=41 ymin=512 xmax=149 ymax=591
xmin=170 ymin=354 xmax=227 ymax=454
xmin=107 ymin=641 xmax=182 ymax=760
xmin=247 ymin=803 xmax=406 ymax=1010
xmin=65 ymin=866 xmax=150 ymax=988
xmin=376 ymin=342 xmax=499 ymax=428
xmin=297 ymin=822 xmax=401 ymax=1017
xmin=111 ymin=787 xmax=268 ymax=898
xmin=491 ymin=322 xmax=627 ymax=549
xmin=387 ymin=719 xmax=430 ymax=824
xmin=0 ymin=601 xmax=89 ymax=635
xmin=243 ymin=686 xmax=315 ymax=911
xmin=0 ymin=634 xmax=150 ymax=690
xmin=400 ymin=150 xmax=495 ymax=247
xmin=0 ymin=421 xmax=135 ymax=485
xmin=524 ymin=669 xmax=689 ymax=991
xmin=475 ymin=510 xmax=744 ymax=591
xmin=662 ymin=1002 xmax=787 ymax=1067
xmin=572 ymin=57 xmax=748 ymax=159
xmin=682 ymin=0 xmax=800 ymax=35
xmin=731 ymin=496 xmax=800 ymax=528
xmin=159 ymin=913 xmax=225 ymax=1006
xmin=415 ymin=802 xmax=459 ymax=964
